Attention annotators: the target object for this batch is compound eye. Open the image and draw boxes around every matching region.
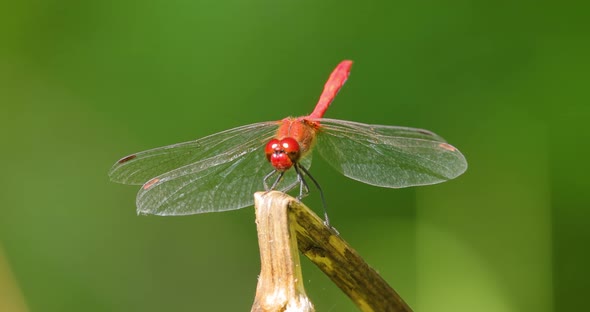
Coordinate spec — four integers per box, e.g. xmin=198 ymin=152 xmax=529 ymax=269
xmin=264 ymin=137 xmax=302 ymax=171
xmin=265 ymin=139 xmax=280 ymax=159
xmin=280 ymin=137 xmax=300 ymax=156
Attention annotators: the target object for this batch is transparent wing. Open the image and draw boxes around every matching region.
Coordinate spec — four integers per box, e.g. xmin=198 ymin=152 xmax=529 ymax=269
xmin=109 ymin=122 xmax=278 ymax=185
xmin=136 ymin=146 xmax=312 ymax=215
xmin=109 ymin=121 xmax=313 ymax=215
xmin=313 ymin=118 xmax=467 ymax=188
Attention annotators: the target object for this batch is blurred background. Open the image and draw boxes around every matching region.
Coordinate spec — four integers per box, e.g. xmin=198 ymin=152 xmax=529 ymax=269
xmin=1 ymin=0 xmax=588 ymax=311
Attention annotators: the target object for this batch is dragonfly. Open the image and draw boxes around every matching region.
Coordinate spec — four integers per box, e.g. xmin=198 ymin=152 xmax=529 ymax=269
xmin=109 ymin=60 xmax=467 ymax=224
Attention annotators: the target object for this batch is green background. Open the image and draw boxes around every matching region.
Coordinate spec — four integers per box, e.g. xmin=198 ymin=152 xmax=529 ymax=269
xmin=1 ymin=1 xmax=588 ymax=311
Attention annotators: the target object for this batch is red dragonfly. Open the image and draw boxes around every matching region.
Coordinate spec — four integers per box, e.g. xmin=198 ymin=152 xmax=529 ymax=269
xmin=109 ymin=60 xmax=467 ymax=222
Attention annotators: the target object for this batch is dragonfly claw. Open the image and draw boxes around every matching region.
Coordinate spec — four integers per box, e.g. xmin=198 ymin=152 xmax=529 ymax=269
xmin=325 ymin=221 xmax=340 ymax=235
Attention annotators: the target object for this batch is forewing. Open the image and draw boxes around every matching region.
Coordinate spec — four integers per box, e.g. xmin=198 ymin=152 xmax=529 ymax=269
xmin=136 ymin=145 xmax=312 ymax=215
xmin=314 ymin=118 xmax=467 ymax=188
xmin=109 ymin=121 xmax=278 ymax=185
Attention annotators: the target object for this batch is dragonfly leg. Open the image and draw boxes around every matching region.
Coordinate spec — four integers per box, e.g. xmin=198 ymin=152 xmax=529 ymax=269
xmin=268 ymin=171 xmax=285 ymax=190
xmin=264 ymin=168 xmax=301 ymax=193
xmin=282 ymin=179 xmax=300 ymax=193
xmin=263 ymin=170 xmax=281 ymax=191
xmin=263 ymin=170 xmax=275 ymax=190
xmin=293 ymin=164 xmax=310 ymax=200
xmin=298 ymin=165 xmax=331 ymax=227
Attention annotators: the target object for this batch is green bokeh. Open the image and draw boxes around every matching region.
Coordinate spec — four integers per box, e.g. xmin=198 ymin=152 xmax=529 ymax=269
xmin=1 ymin=1 xmax=588 ymax=311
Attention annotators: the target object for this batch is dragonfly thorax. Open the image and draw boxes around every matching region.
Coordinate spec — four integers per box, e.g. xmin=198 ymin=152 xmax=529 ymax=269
xmin=265 ymin=138 xmax=300 ymax=171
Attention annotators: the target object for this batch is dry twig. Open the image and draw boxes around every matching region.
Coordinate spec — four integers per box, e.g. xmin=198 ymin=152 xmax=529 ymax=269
xmin=252 ymin=191 xmax=412 ymax=312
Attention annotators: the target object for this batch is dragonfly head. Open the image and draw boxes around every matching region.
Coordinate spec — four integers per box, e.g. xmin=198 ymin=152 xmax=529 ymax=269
xmin=265 ymin=138 xmax=300 ymax=171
